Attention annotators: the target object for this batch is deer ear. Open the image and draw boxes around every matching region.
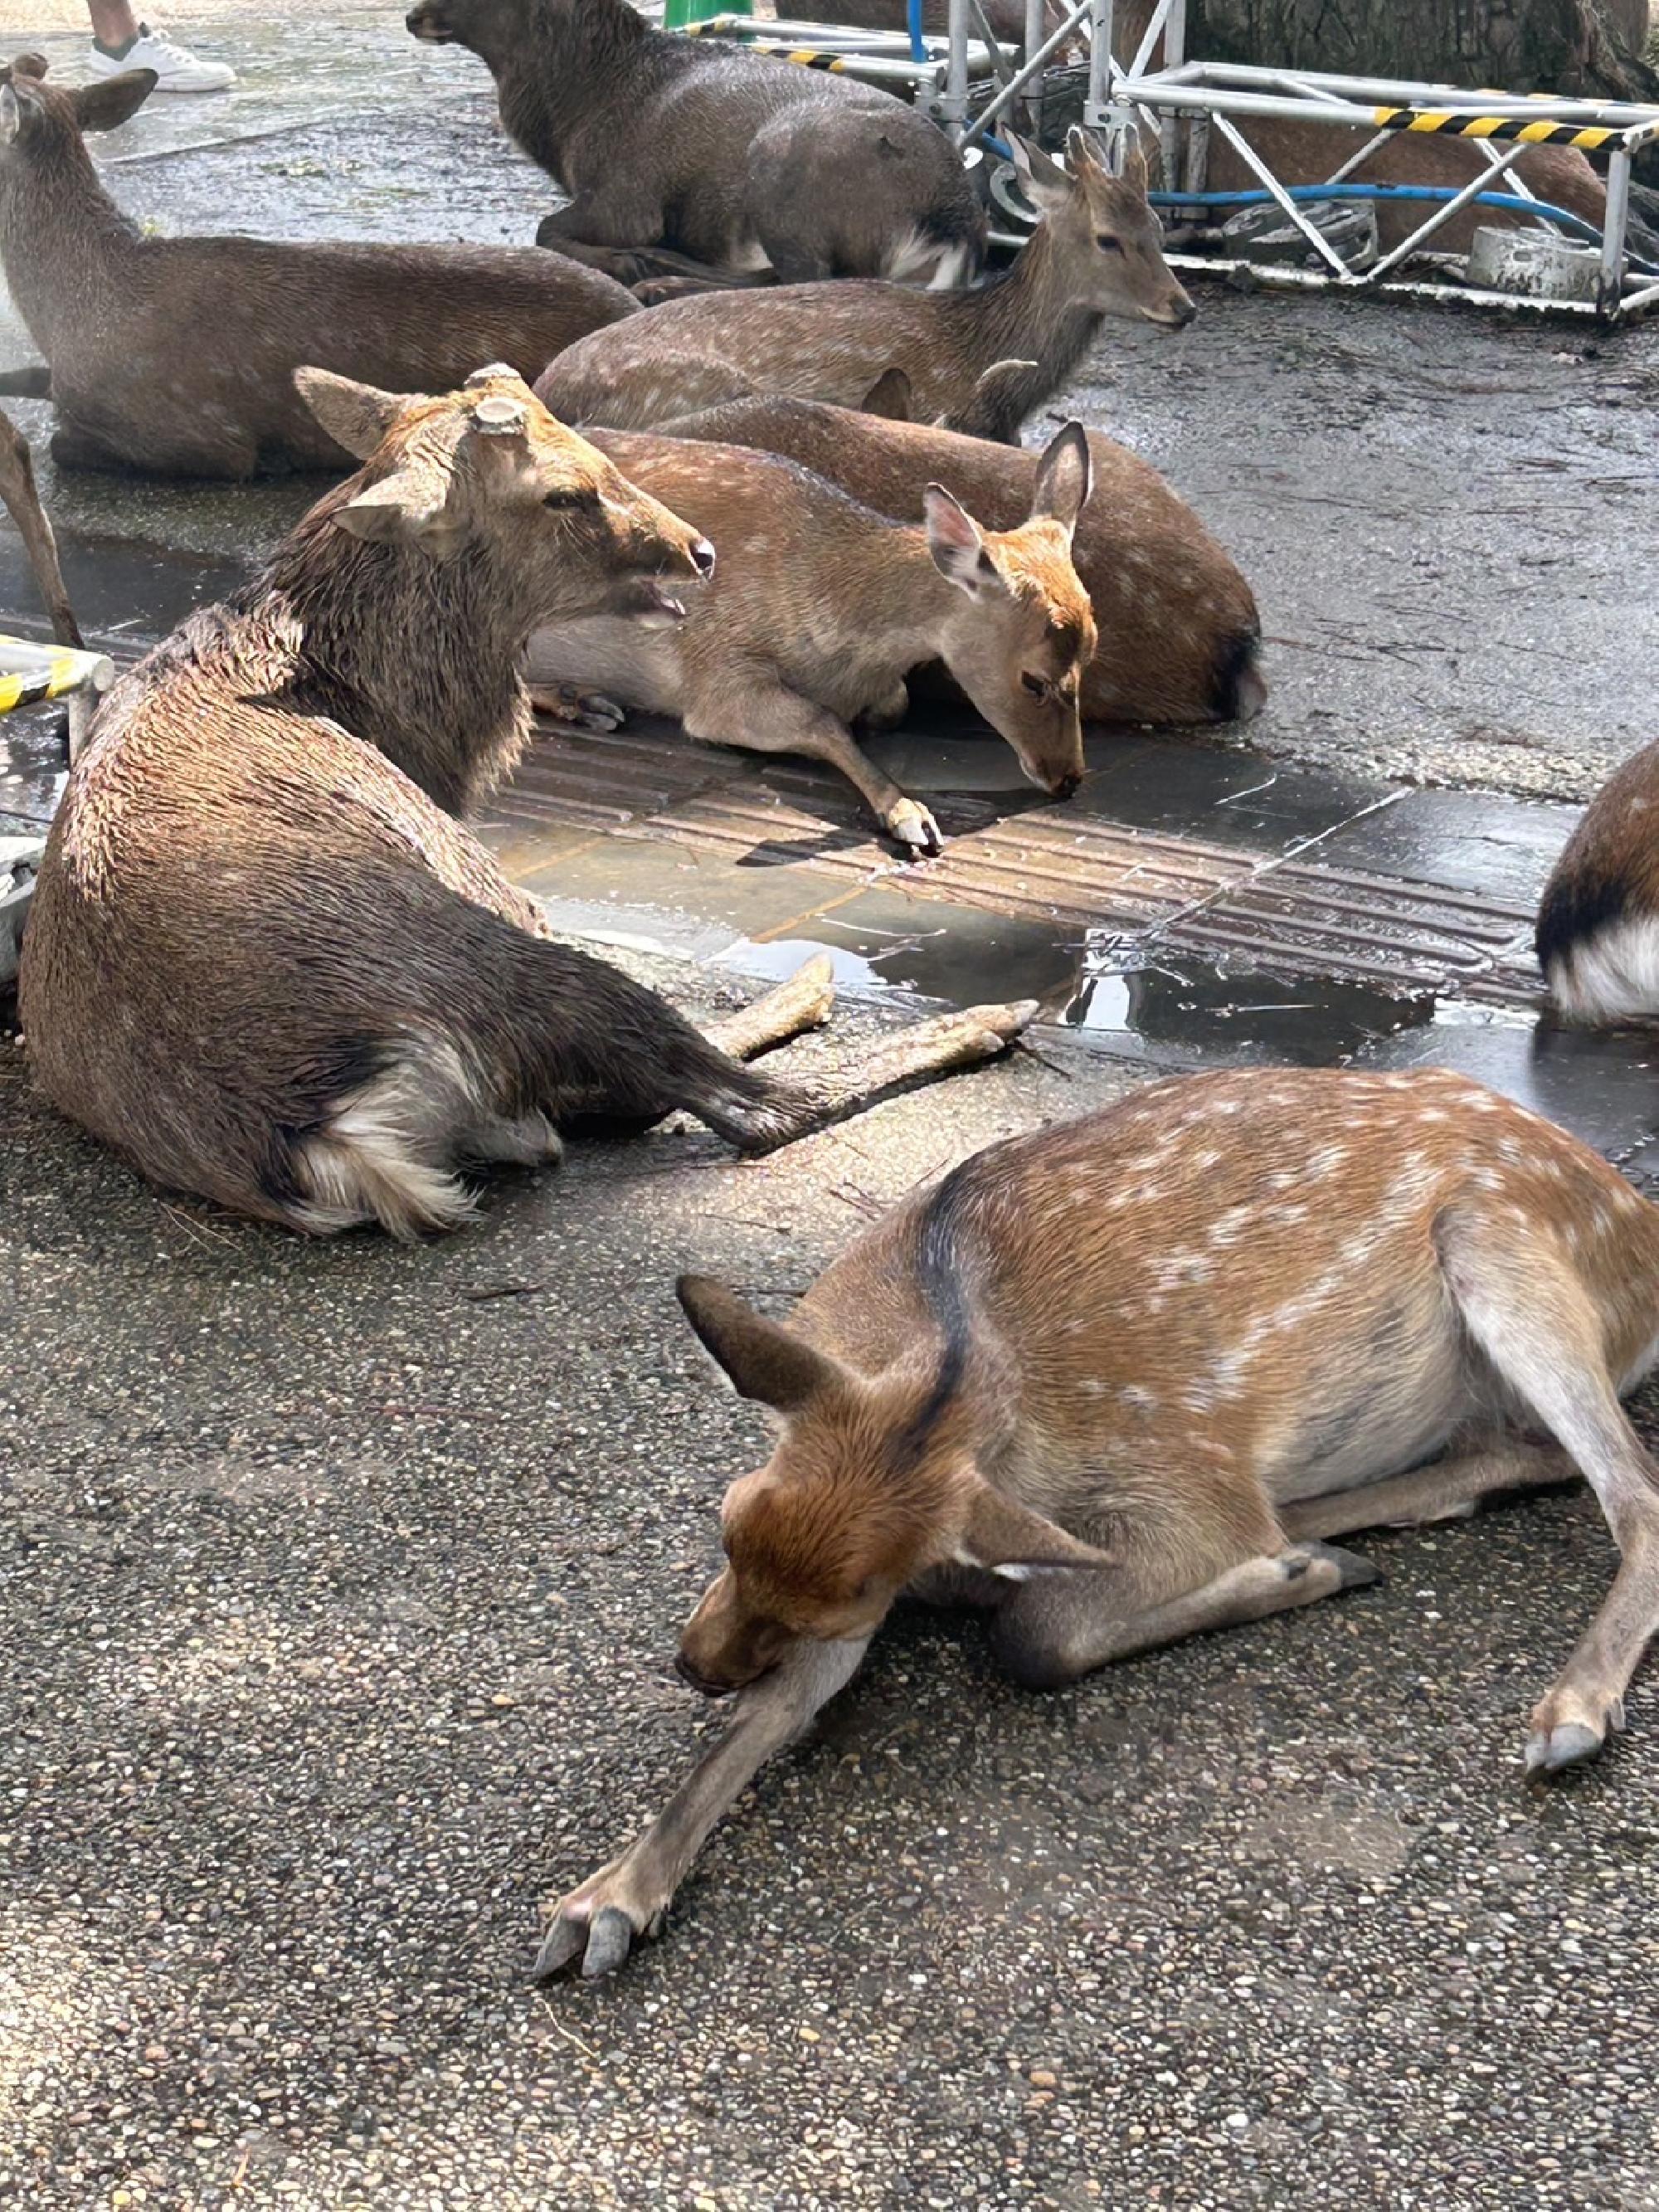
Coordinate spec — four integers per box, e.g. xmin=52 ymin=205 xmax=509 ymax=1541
xmin=333 ymin=469 xmax=460 ymax=554
xmin=1005 ymin=130 xmax=1073 ymax=215
xmin=1029 ymin=420 xmax=1092 ymax=535
xmin=70 ymin=69 xmax=156 ymax=132
xmin=923 ymin=484 xmax=1000 ymax=597
xmin=956 ymin=1477 xmax=1117 ymax=1577
xmin=1117 ymin=128 xmax=1150 ymax=194
xmin=860 ymin=368 xmax=913 ymax=421
xmin=294 ymin=368 xmax=406 ymax=460
xmin=677 ymin=1275 xmax=844 ymax=1413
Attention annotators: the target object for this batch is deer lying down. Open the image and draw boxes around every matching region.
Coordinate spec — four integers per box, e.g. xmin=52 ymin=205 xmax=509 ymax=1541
xmin=538 ymin=1065 xmax=1659 ymax=1976
xmin=0 ymin=56 xmax=640 ymax=480
xmin=534 ymin=130 xmax=1192 ymax=441
xmin=0 ymin=402 xmax=80 ymax=646
xmin=660 ymin=378 xmax=1265 ymax=728
xmin=406 ymin=0 xmax=983 ymax=290
xmin=19 ymin=368 xmax=1033 ymax=1233
xmin=523 ymin=421 xmax=1097 ymax=856
xmin=1536 ymin=740 xmax=1659 ymax=1025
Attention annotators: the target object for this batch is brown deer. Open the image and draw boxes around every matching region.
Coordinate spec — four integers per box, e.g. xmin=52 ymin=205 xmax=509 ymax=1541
xmin=536 ymin=1065 xmax=1659 ymax=1976
xmin=1535 ymin=740 xmax=1659 ymax=1026
xmin=405 ymin=0 xmax=985 ymax=290
xmin=523 ymin=420 xmax=1097 ymax=855
xmin=0 ymin=55 xmax=641 ymax=480
xmin=533 ymin=129 xmax=1193 ymax=441
xmin=18 ymin=368 xmax=1033 ymax=1234
xmin=659 ymin=376 xmax=1264 ymax=725
xmin=0 ymin=402 xmax=80 ymax=646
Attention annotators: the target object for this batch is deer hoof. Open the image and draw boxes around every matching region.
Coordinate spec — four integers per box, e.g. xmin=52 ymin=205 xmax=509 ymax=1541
xmin=1524 ymin=1719 xmax=1607 ymax=1776
xmin=528 ymin=684 xmax=626 ymax=733
xmin=885 ymin=798 xmax=942 ymax=857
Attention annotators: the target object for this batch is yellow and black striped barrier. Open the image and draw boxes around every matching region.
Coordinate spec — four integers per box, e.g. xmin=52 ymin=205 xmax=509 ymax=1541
xmin=0 ymin=641 xmax=113 ymax=717
xmin=1372 ymin=105 xmax=1618 ymax=149
xmin=682 ymin=25 xmax=856 ymax=66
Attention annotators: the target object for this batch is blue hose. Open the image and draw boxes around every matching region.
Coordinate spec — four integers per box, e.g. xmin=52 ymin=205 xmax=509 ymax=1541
xmin=907 ymin=0 xmax=925 ymax=65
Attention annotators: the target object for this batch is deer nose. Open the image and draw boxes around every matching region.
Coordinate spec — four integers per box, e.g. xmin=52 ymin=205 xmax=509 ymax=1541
xmin=688 ymin=536 xmax=716 ymax=578
xmin=674 ymin=1649 xmax=733 ymax=1698
xmin=1050 ymin=770 xmax=1082 ymax=800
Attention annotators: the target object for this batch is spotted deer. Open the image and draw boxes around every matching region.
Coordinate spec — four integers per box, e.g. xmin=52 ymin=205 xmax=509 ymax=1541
xmin=1536 ymin=739 xmax=1659 ymax=1026
xmin=536 ymin=1065 xmax=1659 ymax=1976
xmin=19 ymin=368 xmax=1033 ymax=1232
xmin=659 ymin=375 xmax=1265 ymax=727
xmin=533 ymin=129 xmax=1193 ymax=442
xmin=524 ymin=419 xmax=1097 ymax=856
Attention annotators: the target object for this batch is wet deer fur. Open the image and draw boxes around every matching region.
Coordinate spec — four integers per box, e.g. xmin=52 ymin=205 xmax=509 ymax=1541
xmin=523 ymin=419 xmax=1098 ymax=856
xmin=538 ymin=1066 xmax=1659 ymax=1975
xmin=1536 ymin=738 xmax=1659 ymax=1026
xmin=659 ymin=380 xmax=1264 ymax=728
xmin=16 ymin=368 xmax=842 ymax=1235
xmin=0 ymin=55 xmax=640 ymax=480
xmin=406 ymin=0 xmax=984 ymax=289
xmin=534 ymin=128 xmax=1193 ymax=440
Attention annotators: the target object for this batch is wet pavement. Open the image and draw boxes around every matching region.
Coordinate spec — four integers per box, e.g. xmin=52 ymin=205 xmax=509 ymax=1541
xmin=7 ymin=10 xmax=1659 ymax=2208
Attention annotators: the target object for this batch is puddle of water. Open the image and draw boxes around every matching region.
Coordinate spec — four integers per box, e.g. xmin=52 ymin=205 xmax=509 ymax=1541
xmin=0 ymin=705 xmax=67 ymax=831
xmin=1061 ymin=948 xmax=1434 ymax=1065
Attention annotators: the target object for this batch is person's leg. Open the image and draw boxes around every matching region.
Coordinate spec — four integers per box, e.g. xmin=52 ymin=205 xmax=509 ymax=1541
xmin=85 ymin=2 xmax=237 ymax=91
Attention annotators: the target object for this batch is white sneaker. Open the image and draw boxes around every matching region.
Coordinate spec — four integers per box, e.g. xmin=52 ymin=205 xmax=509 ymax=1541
xmin=85 ymin=24 xmax=236 ymax=94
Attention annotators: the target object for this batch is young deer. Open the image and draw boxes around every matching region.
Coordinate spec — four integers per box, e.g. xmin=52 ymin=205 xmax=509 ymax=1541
xmin=0 ymin=55 xmax=640 ymax=480
xmin=659 ymin=377 xmax=1264 ymax=726
xmin=1 ymin=402 xmax=80 ymax=646
xmin=1535 ymin=740 xmax=1659 ymax=1025
xmin=533 ymin=129 xmax=1193 ymax=441
xmin=537 ymin=1065 xmax=1659 ymax=1976
xmin=523 ymin=421 xmax=1097 ymax=855
xmin=406 ymin=0 xmax=983 ymax=290
xmin=20 ymin=368 xmax=1032 ymax=1233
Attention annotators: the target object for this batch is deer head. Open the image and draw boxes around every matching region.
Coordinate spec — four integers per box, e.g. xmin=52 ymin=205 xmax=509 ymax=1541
xmin=1010 ymin=124 xmax=1195 ymax=330
xmin=673 ymin=1274 xmax=1114 ymax=1693
xmin=294 ymin=364 xmax=715 ymax=630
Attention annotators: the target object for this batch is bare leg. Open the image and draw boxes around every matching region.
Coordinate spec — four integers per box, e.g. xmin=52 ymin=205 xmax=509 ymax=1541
xmin=1438 ymin=1211 xmax=1659 ymax=1772
xmin=1281 ymin=1436 xmax=1579 ymax=1542
xmin=683 ymin=682 xmax=943 ymax=855
xmin=88 ymin=0 xmax=140 ymax=42
xmin=703 ymin=955 xmax=836 ymax=1063
xmin=0 ymin=407 xmax=81 ymax=646
xmin=990 ymin=1543 xmax=1378 ymax=1691
xmin=533 ymin=1635 xmax=870 ymax=1979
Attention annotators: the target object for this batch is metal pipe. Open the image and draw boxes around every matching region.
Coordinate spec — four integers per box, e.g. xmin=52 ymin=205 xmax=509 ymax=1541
xmin=1022 ymin=0 xmax=1046 ymax=134
xmin=1118 ymin=80 xmax=1656 ymax=136
xmin=1120 ymin=61 xmax=1659 ymax=126
xmin=1365 ymin=131 xmax=1533 ymax=279
xmin=960 ymin=0 xmax=1096 ymax=147
xmin=941 ymin=0 xmax=972 ymax=135
xmin=1209 ymin=110 xmax=1351 ymax=274
xmin=969 ymin=0 xmax=1018 ymax=89
xmin=1084 ymin=0 xmax=1112 ymax=129
xmin=1600 ymin=144 xmax=1633 ymax=316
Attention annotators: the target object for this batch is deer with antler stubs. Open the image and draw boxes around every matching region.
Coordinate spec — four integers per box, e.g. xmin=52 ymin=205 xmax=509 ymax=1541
xmin=537 ymin=1066 xmax=1659 ymax=1977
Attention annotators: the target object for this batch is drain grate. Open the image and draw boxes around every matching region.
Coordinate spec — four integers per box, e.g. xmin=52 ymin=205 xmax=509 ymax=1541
xmin=486 ymin=724 xmax=1545 ymax=1010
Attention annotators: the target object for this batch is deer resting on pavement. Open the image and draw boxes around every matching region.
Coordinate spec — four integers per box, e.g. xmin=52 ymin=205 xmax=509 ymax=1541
xmin=534 ymin=130 xmax=1193 ymax=441
xmin=406 ymin=0 xmax=984 ymax=290
xmin=660 ymin=377 xmax=1266 ymax=727
xmin=538 ymin=1065 xmax=1659 ymax=1976
xmin=0 ymin=55 xmax=641 ymax=479
xmin=19 ymin=369 xmax=1033 ymax=1233
xmin=523 ymin=420 xmax=1098 ymax=856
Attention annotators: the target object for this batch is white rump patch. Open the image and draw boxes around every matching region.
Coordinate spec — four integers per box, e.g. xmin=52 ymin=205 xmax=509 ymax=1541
xmin=291 ymin=1035 xmax=492 ymax=1242
xmin=1546 ymin=915 xmax=1659 ymax=1026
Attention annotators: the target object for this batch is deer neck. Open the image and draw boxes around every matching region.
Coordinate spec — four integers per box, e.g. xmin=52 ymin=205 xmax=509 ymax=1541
xmin=0 ymin=134 xmax=137 ymax=357
xmin=494 ymin=0 xmax=653 ymax=170
xmin=856 ymin=523 xmax=971 ymax=670
xmin=975 ymin=219 xmax=1104 ymax=394
xmin=262 ymin=504 xmax=534 ymax=819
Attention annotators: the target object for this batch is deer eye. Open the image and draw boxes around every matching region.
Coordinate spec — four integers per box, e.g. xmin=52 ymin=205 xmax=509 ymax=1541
xmin=1021 ymin=671 xmax=1048 ymax=699
xmin=1095 ymin=234 xmax=1125 ymax=255
xmin=542 ymin=486 xmax=596 ymax=512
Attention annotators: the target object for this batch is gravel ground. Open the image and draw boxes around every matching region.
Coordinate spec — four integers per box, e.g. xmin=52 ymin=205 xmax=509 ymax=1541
xmin=7 ymin=949 xmax=1659 ymax=2210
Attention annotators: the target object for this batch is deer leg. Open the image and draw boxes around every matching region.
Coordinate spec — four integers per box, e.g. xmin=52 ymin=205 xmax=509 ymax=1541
xmin=1280 ymin=1436 xmax=1579 ymax=1542
xmin=855 ymin=679 xmax=910 ymax=735
xmin=682 ymin=682 xmax=943 ymax=857
xmin=1436 ymin=1209 xmax=1659 ymax=1772
xmin=533 ymin=1634 xmax=871 ymax=1980
xmin=702 ymin=955 xmax=836 ymax=1062
xmin=527 ymin=681 xmax=626 ymax=734
xmin=0 ymin=408 xmax=80 ymax=648
xmin=990 ymin=1543 xmax=1379 ymax=1693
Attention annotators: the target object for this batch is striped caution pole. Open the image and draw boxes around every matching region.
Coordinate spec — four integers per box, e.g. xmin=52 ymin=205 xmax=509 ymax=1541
xmin=0 ymin=645 xmax=110 ymax=716
xmin=1371 ymin=106 xmax=1620 ymax=149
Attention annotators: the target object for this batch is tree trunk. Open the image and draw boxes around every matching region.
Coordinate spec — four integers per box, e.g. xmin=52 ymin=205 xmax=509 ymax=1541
xmin=1188 ymin=0 xmax=1657 ymax=102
